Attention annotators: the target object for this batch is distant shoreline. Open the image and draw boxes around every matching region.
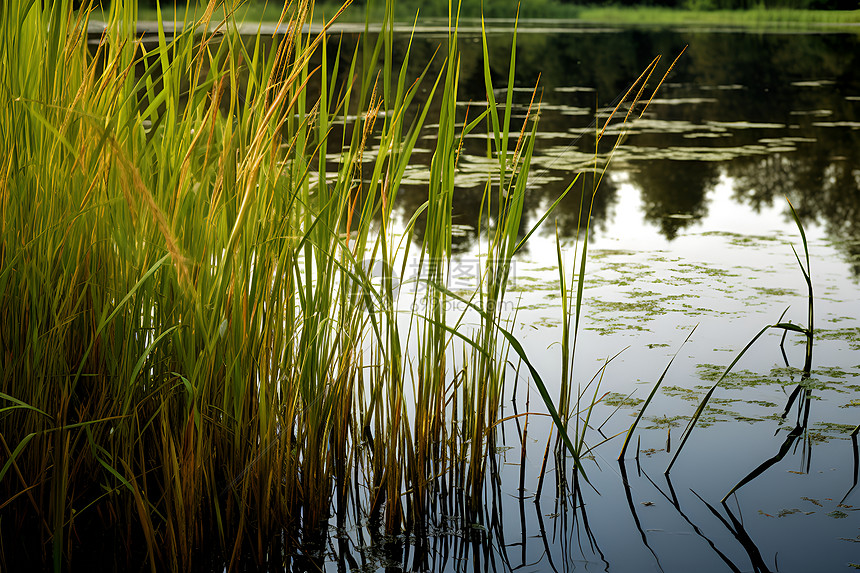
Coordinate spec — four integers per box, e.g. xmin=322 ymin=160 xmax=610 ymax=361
xmin=569 ymin=6 xmax=860 ymax=28
xmin=79 ymin=3 xmax=860 ymax=30
xmin=85 ymin=9 xmax=860 ymax=37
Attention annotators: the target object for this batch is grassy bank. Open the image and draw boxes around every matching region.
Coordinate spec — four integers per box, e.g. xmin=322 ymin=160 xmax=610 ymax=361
xmin=574 ymin=5 xmax=860 ymax=27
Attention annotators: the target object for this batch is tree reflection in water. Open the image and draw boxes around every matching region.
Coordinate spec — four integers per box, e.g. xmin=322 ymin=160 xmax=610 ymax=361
xmin=629 ymin=159 xmax=719 ymax=241
xmin=731 ymin=149 xmax=860 ymax=277
xmin=318 ymin=27 xmax=860 ymax=278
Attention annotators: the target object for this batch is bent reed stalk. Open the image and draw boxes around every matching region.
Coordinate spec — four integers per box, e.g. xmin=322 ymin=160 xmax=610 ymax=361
xmin=0 ymin=0 xmax=676 ymax=569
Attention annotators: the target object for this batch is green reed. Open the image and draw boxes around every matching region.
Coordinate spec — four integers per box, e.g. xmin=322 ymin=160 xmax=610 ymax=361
xmin=664 ymin=198 xmax=816 ymax=475
xmin=0 ymin=0 xmax=677 ymax=569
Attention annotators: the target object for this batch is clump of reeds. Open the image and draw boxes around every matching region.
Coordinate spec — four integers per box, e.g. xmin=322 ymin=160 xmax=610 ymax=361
xmin=0 ymin=0 xmax=678 ymax=569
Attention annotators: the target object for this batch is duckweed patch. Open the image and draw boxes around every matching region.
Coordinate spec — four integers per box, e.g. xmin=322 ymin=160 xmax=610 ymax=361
xmin=698 ymin=407 xmax=764 ymax=426
xmin=525 ymin=250 xmax=795 ymax=336
xmin=586 ymin=320 xmax=651 ymax=336
xmin=753 ymin=286 xmax=798 ymax=297
xmin=528 ymin=316 xmax=562 ymax=329
xmin=644 ymin=414 xmax=688 ymax=429
xmin=697 ymin=364 xmax=774 ymax=389
xmin=589 ymin=249 xmax=638 ymax=260
xmin=676 ymin=262 xmax=739 ymax=279
xmin=626 ymin=289 xmax=663 ymax=299
xmin=588 ymin=299 xmax=665 ymax=318
xmin=812 ymin=422 xmax=858 ymax=439
xmin=817 ymin=328 xmax=860 ymax=351
xmin=601 ymin=392 xmax=645 ymax=408
xmin=800 ymin=372 xmax=856 ymax=393
xmin=662 ymin=385 xmax=702 ymax=401
xmin=690 ymin=364 xmax=858 ymax=396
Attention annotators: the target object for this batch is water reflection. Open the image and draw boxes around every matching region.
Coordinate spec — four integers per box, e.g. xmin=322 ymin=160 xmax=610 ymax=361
xmin=333 ymin=26 xmax=860 ymax=274
xmin=732 ymin=151 xmax=860 ymax=276
xmin=694 ymin=492 xmax=775 ymax=573
xmin=843 ymin=428 xmax=860 ymax=504
xmin=630 ymin=159 xmax=719 ymax=240
xmin=140 ymin=24 xmax=860 ymax=272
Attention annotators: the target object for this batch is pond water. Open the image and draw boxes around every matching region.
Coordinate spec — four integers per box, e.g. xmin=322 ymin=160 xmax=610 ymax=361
xmin=310 ymin=21 xmax=860 ymax=573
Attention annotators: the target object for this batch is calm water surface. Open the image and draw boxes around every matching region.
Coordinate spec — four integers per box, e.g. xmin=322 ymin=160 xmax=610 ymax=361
xmin=310 ymin=21 xmax=860 ymax=573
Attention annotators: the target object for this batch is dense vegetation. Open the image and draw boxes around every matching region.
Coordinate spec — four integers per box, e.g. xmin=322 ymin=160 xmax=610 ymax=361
xmin=0 ymin=0 xmax=679 ymax=569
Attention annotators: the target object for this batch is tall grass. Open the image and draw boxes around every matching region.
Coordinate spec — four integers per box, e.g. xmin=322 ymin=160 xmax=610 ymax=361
xmin=0 ymin=0 xmax=676 ymax=569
